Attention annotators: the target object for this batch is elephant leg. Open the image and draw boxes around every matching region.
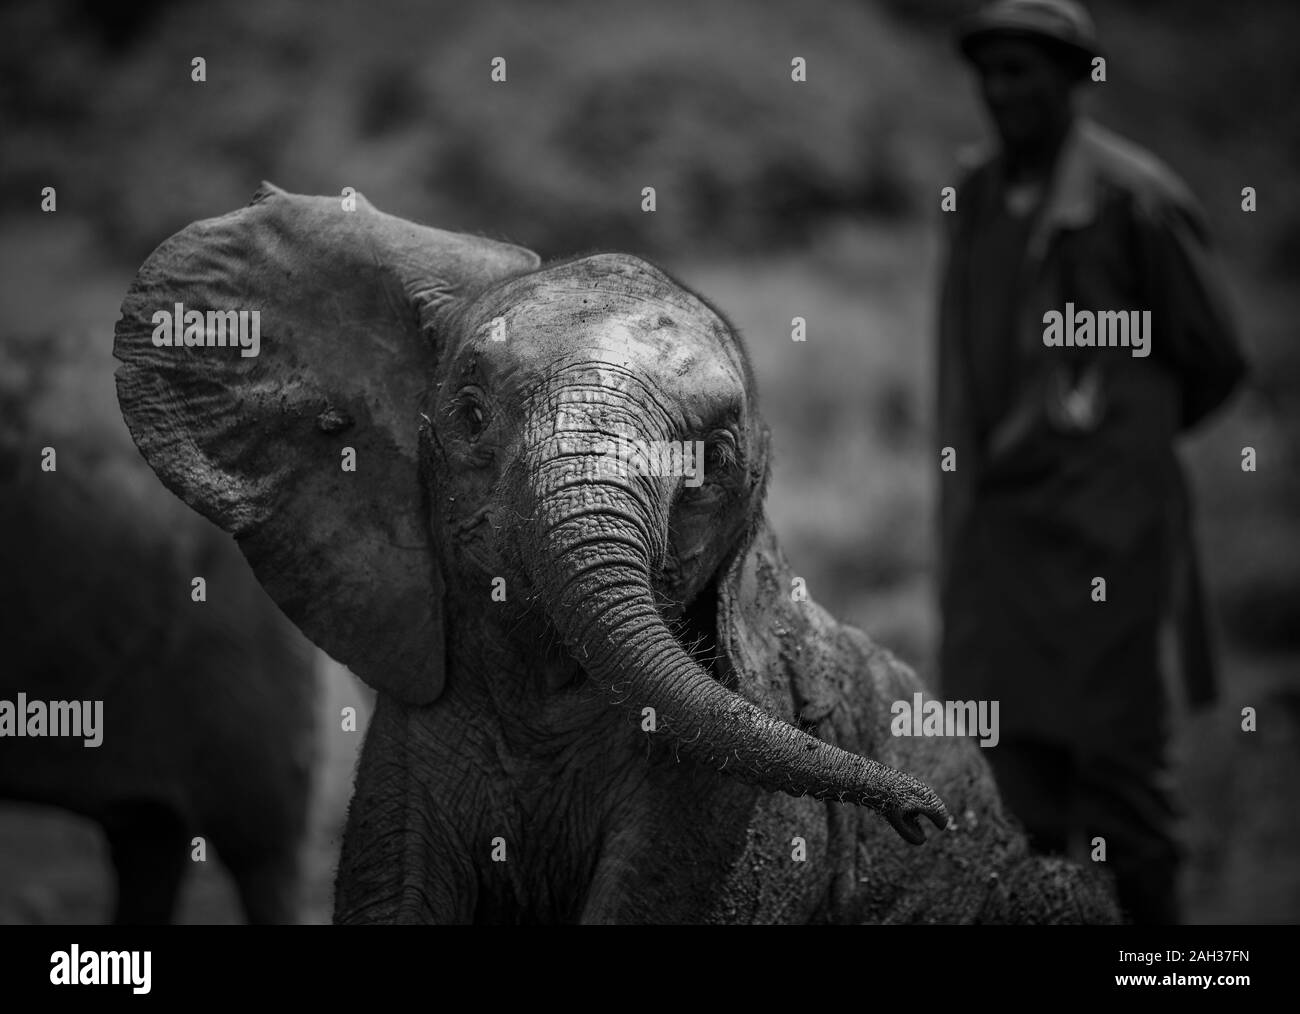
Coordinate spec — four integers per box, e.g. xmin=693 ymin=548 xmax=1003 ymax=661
xmin=101 ymin=800 xmax=192 ymax=925
xmin=333 ymin=695 xmax=479 ymax=924
xmin=224 ymin=845 xmax=304 ymax=925
xmin=334 ymin=794 xmax=477 ymax=924
xmin=205 ymin=777 xmax=312 ymax=924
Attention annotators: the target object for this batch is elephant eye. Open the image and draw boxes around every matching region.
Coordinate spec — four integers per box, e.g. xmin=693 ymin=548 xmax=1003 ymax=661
xmin=450 ymin=388 xmax=490 ymax=440
xmin=682 ymin=430 xmax=739 ymax=502
xmin=705 ymin=430 xmax=738 ymax=473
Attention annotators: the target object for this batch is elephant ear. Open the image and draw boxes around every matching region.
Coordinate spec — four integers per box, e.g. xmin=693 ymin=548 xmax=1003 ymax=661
xmin=114 ymin=182 xmax=540 ymax=704
xmin=714 ymin=513 xmax=866 ymax=754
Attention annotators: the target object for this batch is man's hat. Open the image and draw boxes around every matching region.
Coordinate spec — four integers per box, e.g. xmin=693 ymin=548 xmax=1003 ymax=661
xmin=956 ymin=0 xmax=1101 ymax=75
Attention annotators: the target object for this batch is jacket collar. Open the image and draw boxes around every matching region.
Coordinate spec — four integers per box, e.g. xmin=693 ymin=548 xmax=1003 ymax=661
xmin=1026 ymin=117 xmax=1103 ymax=260
xmin=968 ymin=117 xmax=1105 ymax=260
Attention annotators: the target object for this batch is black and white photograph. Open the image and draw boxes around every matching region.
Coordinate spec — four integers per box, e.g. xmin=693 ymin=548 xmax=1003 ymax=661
xmin=0 ymin=0 xmax=1294 ymax=995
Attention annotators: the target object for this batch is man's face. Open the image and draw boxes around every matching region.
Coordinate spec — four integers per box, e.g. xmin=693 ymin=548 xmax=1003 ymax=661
xmin=970 ymin=37 xmax=1076 ymax=152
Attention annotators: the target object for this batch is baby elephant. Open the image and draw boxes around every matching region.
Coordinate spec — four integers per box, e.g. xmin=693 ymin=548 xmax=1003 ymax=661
xmin=114 ymin=184 xmax=1117 ymax=924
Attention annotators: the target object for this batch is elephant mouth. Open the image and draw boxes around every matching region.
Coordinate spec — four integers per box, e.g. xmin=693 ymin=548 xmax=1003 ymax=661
xmin=656 ymin=576 xmax=729 ymax=683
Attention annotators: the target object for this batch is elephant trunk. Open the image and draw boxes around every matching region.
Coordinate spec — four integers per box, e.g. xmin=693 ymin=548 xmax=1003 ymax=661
xmin=517 ymin=401 xmax=948 ymax=844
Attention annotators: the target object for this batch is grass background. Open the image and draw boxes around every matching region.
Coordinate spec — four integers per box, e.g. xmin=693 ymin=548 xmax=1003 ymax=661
xmin=1 ymin=0 xmax=1296 ymax=922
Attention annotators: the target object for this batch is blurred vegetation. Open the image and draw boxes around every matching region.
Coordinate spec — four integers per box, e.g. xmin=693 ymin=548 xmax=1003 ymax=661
xmin=2 ymin=0 xmax=1298 ymax=271
xmin=0 ymin=0 xmax=1295 ymax=923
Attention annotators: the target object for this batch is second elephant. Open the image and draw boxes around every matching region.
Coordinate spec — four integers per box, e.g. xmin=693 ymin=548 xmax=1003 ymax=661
xmin=0 ymin=329 xmax=319 ymax=924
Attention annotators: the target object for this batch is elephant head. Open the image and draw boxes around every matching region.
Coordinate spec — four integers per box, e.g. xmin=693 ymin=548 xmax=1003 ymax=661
xmin=113 ymin=185 xmax=948 ymax=855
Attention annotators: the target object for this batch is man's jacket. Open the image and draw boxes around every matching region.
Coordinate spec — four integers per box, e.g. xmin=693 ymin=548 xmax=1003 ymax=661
xmin=936 ymin=118 xmax=1247 ymax=746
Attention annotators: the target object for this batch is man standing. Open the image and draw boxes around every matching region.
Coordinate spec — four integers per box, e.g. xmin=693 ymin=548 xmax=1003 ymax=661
xmin=936 ymin=0 xmax=1247 ymax=924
